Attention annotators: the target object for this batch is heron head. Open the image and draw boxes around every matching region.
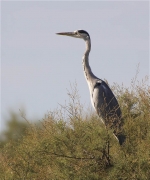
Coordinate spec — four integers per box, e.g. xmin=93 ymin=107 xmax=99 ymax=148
xmin=56 ymin=30 xmax=90 ymax=41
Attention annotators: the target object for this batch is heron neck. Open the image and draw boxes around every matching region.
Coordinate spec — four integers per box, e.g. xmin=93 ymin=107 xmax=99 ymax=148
xmin=82 ymin=39 xmax=95 ymax=81
xmin=84 ymin=39 xmax=91 ymax=56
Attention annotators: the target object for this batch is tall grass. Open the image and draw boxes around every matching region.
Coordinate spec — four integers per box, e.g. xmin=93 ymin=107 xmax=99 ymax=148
xmin=0 ymin=76 xmax=150 ymax=180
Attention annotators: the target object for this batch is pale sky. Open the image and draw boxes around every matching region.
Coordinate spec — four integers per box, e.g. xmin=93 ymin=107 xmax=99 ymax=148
xmin=1 ymin=1 xmax=149 ymax=132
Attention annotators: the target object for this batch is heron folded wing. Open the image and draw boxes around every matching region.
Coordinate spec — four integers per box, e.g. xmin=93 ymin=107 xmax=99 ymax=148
xmin=92 ymin=81 xmax=121 ymax=126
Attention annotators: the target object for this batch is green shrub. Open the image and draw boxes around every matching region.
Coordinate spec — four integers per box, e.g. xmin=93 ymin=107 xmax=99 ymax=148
xmin=1 ymin=77 xmax=150 ymax=180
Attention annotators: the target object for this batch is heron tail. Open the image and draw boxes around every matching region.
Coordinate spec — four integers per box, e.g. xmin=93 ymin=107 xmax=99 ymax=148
xmin=117 ymin=134 xmax=126 ymax=145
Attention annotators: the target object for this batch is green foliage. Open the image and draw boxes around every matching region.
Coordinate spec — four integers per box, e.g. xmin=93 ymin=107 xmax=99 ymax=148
xmin=0 ymin=112 xmax=29 ymax=148
xmin=0 ymin=78 xmax=150 ymax=179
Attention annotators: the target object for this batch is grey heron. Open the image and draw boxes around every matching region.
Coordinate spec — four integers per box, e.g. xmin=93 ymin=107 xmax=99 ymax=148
xmin=56 ymin=30 xmax=125 ymax=145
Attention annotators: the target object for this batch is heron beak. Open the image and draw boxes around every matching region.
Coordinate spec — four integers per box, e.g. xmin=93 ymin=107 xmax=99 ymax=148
xmin=56 ymin=32 xmax=75 ymax=37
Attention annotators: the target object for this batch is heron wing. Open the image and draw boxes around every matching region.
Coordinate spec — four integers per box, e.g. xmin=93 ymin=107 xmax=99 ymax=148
xmin=92 ymin=80 xmax=121 ymax=127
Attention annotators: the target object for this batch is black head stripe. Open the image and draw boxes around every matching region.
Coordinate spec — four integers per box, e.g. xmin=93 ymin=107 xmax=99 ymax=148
xmin=78 ymin=30 xmax=90 ymax=37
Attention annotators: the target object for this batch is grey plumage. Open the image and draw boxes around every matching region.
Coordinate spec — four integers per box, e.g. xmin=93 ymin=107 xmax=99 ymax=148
xmin=56 ymin=30 xmax=125 ymax=145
